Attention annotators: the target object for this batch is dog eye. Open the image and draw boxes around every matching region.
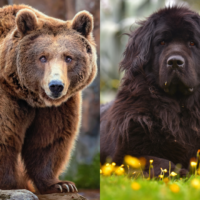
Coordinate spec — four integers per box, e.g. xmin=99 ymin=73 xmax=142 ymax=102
xmin=40 ymin=56 xmax=47 ymax=63
xmin=189 ymin=41 xmax=195 ymax=46
xmin=65 ymin=56 xmax=72 ymax=63
xmin=160 ymin=41 xmax=165 ymax=45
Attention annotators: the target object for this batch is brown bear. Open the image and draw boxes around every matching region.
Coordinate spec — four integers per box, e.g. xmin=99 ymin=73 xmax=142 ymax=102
xmin=0 ymin=4 xmax=97 ymax=194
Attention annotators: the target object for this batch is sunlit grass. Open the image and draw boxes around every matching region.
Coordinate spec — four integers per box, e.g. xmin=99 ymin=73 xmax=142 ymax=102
xmin=101 ymin=174 xmax=200 ymax=200
xmin=100 ymin=152 xmax=200 ymax=200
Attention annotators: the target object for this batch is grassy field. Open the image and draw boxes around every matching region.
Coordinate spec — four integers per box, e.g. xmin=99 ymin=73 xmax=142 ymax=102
xmin=101 ymin=175 xmax=200 ymax=200
xmin=100 ymin=155 xmax=200 ymax=200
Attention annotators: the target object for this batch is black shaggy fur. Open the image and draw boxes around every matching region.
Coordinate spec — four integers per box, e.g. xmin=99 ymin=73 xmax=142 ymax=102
xmin=100 ymin=6 xmax=200 ymax=176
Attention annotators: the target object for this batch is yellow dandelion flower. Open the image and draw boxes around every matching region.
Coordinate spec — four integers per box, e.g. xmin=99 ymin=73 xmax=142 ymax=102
xmin=101 ymin=164 xmax=114 ymax=176
xmin=159 ymin=175 xmax=164 ymax=178
xmin=150 ymin=160 xmax=153 ymax=164
xmin=131 ymin=182 xmax=141 ymax=191
xmin=170 ymin=171 xmax=177 ymax=177
xmin=112 ymin=162 xmax=116 ymax=166
xmin=124 ymin=155 xmax=141 ymax=168
xmin=163 ymin=177 xmax=170 ymax=184
xmin=164 ymin=169 xmax=167 ymax=173
xmin=191 ymin=162 xmax=197 ymax=167
xmin=191 ymin=179 xmax=200 ymax=189
xmin=170 ymin=183 xmax=180 ymax=193
xmin=139 ymin=157 xmax=146 ymax=167
xmin=115 ymin=167 xmax=125 ymax=176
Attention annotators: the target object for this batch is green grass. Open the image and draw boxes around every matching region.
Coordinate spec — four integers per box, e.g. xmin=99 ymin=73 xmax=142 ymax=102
xmin=101 ymin=175 xmax=200 ymax=200
xmin=63 ymin=153 xmax=100 ymax=189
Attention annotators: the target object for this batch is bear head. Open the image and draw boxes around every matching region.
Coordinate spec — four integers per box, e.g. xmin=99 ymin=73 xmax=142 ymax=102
xmin=1 ymin=7 xmax=97 ymax=107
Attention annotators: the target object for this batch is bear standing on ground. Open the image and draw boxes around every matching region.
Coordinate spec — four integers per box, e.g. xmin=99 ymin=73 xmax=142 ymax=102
xmin=0 ymin=4 xmax=97 ymax=194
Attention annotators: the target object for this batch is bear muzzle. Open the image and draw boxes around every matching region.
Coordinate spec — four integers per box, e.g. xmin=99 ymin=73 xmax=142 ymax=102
xmin=48 ymin=80 xmax=64 ymax=98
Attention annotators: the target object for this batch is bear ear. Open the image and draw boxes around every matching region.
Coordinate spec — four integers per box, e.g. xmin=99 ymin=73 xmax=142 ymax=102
xmin=16 ymin=9 xmax=38 ymax=35
xmin=71 ymin=10 xmax=93 ymax=37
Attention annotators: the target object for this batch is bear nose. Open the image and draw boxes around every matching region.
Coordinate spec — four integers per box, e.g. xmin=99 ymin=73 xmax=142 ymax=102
xmin=49 ymin=80 xmax=64 ymax=94
xmin=167 ymin=55 xmax=185 ymax=69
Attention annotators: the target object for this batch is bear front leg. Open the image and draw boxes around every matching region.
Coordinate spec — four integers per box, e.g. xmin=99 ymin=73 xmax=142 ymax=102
xmin=0 ymin=146 xmax=20 ymax=189
xmin=22 ymin=93 xmax=81 ymax=194
xmin=0 ymin=93 xmax=35 ymax=189
xmin=22 ymin=138 xmax=78 ymax=194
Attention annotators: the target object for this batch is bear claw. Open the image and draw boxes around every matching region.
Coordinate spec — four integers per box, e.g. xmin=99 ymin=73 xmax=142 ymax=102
xmin=69 ymin=184 xmax=74 ymax=192
xmin=74 ymin=185 xmax=78 ymax=192
xmin=71 ymin=184 xmax=78 ymax=192
xmin=57 ymin=183 xmax=78 ymax=193
xmin=72 ymin=184 xmax=78 ymax=192
xmin=49 ymin=182 xmax=78 ymax=193
xmin=63 ymin=184 xmax=70 ymax=192
xmin=55 ymin=184 xmax=63 ymax=192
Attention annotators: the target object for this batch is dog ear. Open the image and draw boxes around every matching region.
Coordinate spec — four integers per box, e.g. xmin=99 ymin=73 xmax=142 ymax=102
xmin=16 ymin=9 xmax=38 ymax=35
xmin=72 ymin=10 xmax=93 ymax=38
xmin=120 ymin=19 xmax=155 ymax=77
xmin=191 ymin=15 xmax=200 ymax=28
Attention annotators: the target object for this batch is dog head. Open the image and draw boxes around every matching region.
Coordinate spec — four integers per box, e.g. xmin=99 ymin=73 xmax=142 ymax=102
xmin=120 ymin=7 xmax=200 ymax=96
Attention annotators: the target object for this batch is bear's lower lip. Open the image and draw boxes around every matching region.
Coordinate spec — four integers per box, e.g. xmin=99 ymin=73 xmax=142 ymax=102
xmin=49 ymin=94 xmax=62 ymax=99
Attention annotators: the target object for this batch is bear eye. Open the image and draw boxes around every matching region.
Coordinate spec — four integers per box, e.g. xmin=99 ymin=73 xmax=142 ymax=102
xmin=189 ymin=41 xmax=195 ymax=46
xmin=40 ymin=56 xmax=47 ymax=63
xmin=65 ymin=56 xmax=72 ymax=63
xmin=160 ymin=41 xmax=165 ymax=45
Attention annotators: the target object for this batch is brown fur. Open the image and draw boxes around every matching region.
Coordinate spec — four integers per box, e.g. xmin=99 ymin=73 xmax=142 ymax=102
xmin=0 ymin=4 xmax=97 ymax=194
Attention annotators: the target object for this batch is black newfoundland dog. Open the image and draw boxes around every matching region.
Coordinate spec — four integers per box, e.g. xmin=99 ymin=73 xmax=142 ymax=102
xmin=100 ymin=6 xmax=200 ymax=176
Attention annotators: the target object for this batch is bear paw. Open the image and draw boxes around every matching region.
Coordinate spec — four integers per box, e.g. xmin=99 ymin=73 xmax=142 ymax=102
xmin=55 ymin=182 xmax=78 ymax=193
xmin=42 ymin=181 xmax=78 ymax=194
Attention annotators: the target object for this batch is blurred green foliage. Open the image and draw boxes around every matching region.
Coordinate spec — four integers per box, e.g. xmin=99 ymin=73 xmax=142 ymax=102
xmin=100 ymin=0 xmax=166 ymax=103
xmin=62 ymin=153 xmax=100 ymax=189
xmin=100 ymin=0 xmax=200 ymax=103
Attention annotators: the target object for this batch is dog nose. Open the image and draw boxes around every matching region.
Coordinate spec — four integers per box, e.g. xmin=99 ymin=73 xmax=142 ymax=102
xmin=49 ymin=80 xmax=64 ymax=94
xmin=167 ymin=55 xmax=185 ymax=69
